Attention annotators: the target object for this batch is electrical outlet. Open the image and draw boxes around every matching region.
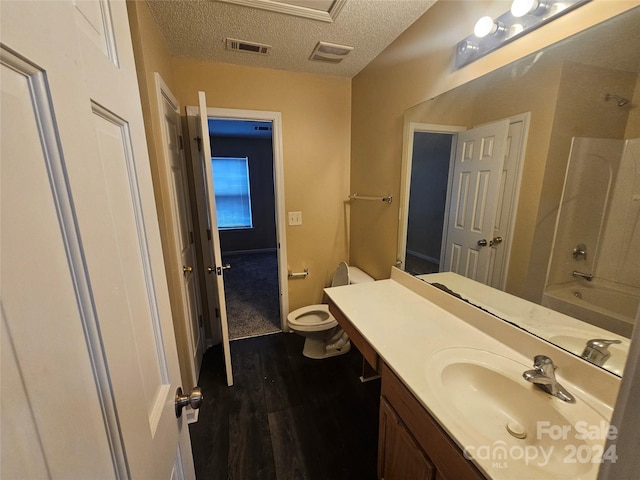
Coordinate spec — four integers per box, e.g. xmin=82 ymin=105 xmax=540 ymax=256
xmin=288 ymin=211 xmax=302 ymax=226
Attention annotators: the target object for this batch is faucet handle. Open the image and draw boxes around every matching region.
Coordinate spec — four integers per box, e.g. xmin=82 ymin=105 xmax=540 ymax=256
xmin=533 ymin=355 xmax=556 ymax=376
xmin=585 ymin=339 xmax=622 ymax=350
xmin=582 ymin=339 xmax=622 ymax=366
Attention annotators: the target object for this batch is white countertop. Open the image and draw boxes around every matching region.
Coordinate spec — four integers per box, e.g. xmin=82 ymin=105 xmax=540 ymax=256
xmin=324 ymin=274 xmax=614 ymax=480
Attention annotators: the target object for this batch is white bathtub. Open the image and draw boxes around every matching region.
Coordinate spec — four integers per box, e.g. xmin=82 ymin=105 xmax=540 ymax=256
xmin=542 ymin=281 xmax=639 ymax=337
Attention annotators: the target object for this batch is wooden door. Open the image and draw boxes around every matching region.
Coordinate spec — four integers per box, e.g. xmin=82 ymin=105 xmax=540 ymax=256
xmin=1 ymin=1 xmax=194 ymax=478
xmin=443 ymin=120 xmax=509 ymax=284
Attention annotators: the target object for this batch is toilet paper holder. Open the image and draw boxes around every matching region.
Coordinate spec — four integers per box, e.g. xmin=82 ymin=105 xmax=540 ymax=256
xmin=288 ymin=269 xmax=309 ymax=279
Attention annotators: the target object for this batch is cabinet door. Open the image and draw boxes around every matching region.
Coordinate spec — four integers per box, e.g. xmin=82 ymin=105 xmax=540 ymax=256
xmin=379 ymin=399 xmax=434 ymax=480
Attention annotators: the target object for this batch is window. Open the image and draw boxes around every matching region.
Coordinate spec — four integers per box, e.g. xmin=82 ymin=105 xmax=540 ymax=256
xmin=211 ymin=157 xmax=253 ymax=229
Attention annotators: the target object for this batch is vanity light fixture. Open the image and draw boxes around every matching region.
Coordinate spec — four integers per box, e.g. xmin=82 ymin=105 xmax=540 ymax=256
xmin=510 ymin=0 xmax=547 ymax=18
xmin=473 ymin=16 xmax=506 ymax=39
xmin=455 ymin=0 xmax=591 ymax=69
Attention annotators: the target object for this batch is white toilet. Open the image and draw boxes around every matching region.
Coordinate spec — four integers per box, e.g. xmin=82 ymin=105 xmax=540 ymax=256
xmin=287 ymin=262 xmax=374 ymax=359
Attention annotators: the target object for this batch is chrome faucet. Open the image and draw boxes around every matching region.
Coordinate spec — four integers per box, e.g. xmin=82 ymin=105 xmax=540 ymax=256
xmin=523 ymin=355 xmax=575 ymax=402
xmin=582 ymin=339 xmax=622 ymax=366
xmin=572 ymin=271 xmax=593 ymax=281
xmin=573 ymin=243 xmax=587 ymax=260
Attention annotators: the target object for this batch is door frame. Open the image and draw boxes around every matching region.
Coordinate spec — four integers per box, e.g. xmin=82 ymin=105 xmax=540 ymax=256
xmin=397 ymin=122 xmax=465 ymax=270
xmin=154 ymin=72 xmax=204 ymax=393
xmin=185 ymin=106 xmax=289 ymax=333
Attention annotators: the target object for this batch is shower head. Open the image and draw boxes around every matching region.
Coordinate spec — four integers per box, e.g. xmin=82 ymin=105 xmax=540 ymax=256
xmin=605 ymin=93 xmax=630 ymax=107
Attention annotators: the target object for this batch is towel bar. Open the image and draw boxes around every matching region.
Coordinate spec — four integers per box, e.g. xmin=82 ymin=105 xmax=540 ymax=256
xmin=348 ymin=193 xmax=392 ymax=204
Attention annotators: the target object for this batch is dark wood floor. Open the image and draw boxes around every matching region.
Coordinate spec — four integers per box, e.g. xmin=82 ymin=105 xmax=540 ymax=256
xmin=189 ymin=332 xmax=381 ymax=480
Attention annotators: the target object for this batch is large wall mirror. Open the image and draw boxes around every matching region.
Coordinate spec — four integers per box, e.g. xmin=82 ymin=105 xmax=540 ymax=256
xmin=398 ymin=7 xmax=639 ymax=377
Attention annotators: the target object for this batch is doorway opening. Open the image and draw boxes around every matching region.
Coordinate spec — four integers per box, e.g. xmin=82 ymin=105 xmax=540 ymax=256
xmin=209 ymin=119 xmax=281 ymax=339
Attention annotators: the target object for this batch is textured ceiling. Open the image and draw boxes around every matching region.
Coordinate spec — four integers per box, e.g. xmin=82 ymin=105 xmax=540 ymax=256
xmin=145 ymin=0 xmax=436 ymax=78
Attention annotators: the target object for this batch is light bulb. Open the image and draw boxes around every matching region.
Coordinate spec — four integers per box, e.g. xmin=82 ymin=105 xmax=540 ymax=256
xmin=474 ymin=16 xmax=496 ymax=38
xmin=511 ymin=0 xmax=539 ymax=17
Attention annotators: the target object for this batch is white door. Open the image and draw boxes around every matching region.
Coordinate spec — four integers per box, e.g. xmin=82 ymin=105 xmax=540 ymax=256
xmin=1 ymin=2 xmax=195 ymax=478
xmin=443 ymin=120 xmax=509 ymax=283
xmin=197 ymin=92 xmax=234 ymax=386
xmin=488 ymin=118 xmax=526 ymax=289
xmin=157 ymin=74 xmax=204 ymax=388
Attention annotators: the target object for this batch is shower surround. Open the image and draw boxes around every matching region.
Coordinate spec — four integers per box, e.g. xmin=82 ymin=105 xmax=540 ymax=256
xmin=543 ymin=137 xmax=640 ymax=336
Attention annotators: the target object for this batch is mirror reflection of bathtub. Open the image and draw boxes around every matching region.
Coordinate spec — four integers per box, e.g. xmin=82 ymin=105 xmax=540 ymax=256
xmin=543 ymin=137 xmax=640 ymax=341
xmin=542 ymin=280 xmax=639 ymax=338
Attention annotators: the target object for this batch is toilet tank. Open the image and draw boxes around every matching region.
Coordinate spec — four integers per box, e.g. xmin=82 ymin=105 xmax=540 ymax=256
xmin=331 ymin=262 xmax=374 ymax=287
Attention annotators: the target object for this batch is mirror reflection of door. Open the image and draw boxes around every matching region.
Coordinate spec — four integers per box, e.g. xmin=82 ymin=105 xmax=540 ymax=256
xmin=443 ymin=120 xmax=510 ymax=284
xmin=402 ymin=116 xmax=528 ymax=289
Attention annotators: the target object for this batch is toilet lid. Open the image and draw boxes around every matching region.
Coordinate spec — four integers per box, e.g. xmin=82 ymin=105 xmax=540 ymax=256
xmin=331 ymin=261 xmax=349 ymax=287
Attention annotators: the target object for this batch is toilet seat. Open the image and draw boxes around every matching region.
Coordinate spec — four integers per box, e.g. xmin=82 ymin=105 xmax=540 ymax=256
xmin=287 ymin=304 xmax=338 ymax=332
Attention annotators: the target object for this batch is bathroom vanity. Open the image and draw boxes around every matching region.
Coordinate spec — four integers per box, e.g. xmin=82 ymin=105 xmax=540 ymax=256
xmin=324 ymin=268 xmax=620 ymax=480
xmin=331 ymin=300 xmax=484 ymax=479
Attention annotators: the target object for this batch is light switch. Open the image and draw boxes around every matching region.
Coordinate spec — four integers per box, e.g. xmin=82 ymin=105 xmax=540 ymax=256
xmin=288 ymin=211 xmax=302 ymax=226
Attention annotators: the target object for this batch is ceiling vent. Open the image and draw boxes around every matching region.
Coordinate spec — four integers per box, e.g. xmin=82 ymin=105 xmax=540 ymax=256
xmin=309 ymin=41 xmax=353 ymax=63
xmin=226 ymin=38 xmax=271 ymax=55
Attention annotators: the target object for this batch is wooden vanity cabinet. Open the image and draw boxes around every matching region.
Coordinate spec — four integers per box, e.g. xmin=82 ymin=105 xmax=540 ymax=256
xmin=379 ymin=398 xmax=434 ymax=479
xmin=327 ymin=299 xmax=486 ymax=480
xmin=380 ymin=362 xmax=486 ymax=480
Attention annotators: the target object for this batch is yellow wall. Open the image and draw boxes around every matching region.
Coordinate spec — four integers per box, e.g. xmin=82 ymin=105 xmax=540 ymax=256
xmin=170 ymin=59 xmax=352 ymax=310
xmin=350 ymin=0 xmax=638 ymax=285
xmin=127 ymin=1 xmax=199 ymax=388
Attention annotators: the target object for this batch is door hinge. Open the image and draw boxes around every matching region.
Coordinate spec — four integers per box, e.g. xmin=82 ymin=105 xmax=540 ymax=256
xmin=198 ymin=314 xmax=203 ymax=327
xmin=207 ymin=228 xmax=212 ymax=241
xmin=215 ymin=307 xmax=220 ymax=319
xmin=178 ymin=135 xmax=184 ymax=150
xmin=195 ymin=136 xmax=202 ymax=152
xmin=189 ymin=231 xmax=194 ymax=244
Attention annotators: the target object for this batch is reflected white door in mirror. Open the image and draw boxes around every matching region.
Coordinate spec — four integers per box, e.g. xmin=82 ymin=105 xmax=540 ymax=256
xmin=399 ymin=115 xmax=528 ymax=291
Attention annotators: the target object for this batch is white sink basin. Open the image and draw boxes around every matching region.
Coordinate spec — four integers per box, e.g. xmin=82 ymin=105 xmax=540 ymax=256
xmin=425 ymin=347 xmax=609 ymax=480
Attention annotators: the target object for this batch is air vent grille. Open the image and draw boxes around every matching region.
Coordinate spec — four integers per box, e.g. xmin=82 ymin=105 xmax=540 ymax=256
xmin=226 ymin=38 xmax=271 ymax=55
xmin=309 ymin=41 xmax=353 ymax=63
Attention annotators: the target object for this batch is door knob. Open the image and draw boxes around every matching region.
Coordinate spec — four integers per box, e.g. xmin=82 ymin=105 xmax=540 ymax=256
xmin=183 ymin=265 xmax=193 ymax=275
xmin=208 ymin=264 xmax=231 ymax=275
xmin=490 ymin=236 xmax=503 ymax=247
xmin=175 ymin=386 xmax=203 ymax=418
xmin=477 ymin=239 xmax=488 ymax=247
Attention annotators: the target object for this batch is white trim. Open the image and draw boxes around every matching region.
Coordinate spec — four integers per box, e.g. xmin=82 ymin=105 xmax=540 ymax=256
xmin=154 ymin=72 xmax=205 ymax=389
xmin=217 ymin=0 xmax=346 ymax=23
xmin=397 ymin=122 xmax=465 ymax=270
xmin=186 ymin=105 xmax=289 ymax=331
xmin=497 ymin=112 xmax=529 ymax=290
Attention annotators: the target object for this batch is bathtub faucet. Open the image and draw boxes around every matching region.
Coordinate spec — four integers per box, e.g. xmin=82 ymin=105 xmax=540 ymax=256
xmin=572 ymin=271 xmax=593 ymax=281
